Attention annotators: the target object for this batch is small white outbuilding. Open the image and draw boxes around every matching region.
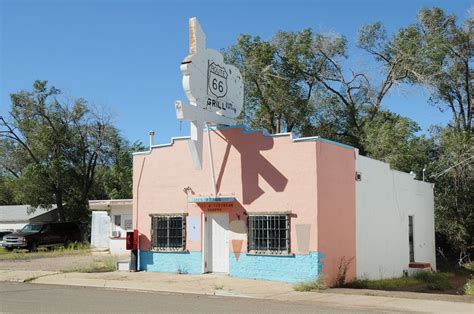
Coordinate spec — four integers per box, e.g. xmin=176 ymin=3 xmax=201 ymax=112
xmin=89 ymin=199 xmax=132 ymax=255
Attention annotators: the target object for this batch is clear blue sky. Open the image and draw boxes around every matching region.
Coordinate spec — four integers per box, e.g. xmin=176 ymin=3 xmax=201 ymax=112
xmin=1 ymin=0 xmax=471 ymax=145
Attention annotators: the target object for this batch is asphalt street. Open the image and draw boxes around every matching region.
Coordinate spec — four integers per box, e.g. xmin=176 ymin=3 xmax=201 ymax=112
xmin=0 ymin=282 xmax=382 ymax=313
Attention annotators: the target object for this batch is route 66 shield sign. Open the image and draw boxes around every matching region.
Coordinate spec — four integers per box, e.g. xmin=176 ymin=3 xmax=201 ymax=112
xmin=207 ymin=62 xmax=228 ymax=98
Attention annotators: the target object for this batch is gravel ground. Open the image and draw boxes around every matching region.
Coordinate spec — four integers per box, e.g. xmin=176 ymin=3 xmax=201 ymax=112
xmin=0 ymin=253 xmax=121 ymax=272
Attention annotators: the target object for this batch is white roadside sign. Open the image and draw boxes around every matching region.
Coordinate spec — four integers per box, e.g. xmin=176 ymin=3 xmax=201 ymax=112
xmin=175 ymin=17 xmax=244 ymax=170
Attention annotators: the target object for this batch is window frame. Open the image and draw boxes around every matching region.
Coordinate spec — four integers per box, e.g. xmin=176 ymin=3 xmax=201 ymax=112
xmin=150 ymin=214 xmax=187 ymax=252
xmin=114 ymin=215 xmax=122 ymax=227
xmin=247 ymin=214 xmax=290 ymax=255
xmin=408 ymin=215 xmax=415 ymax=263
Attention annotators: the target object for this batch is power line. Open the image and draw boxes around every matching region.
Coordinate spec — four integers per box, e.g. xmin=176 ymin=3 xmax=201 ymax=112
xmin=430 ymin=155 xmax=474 ymax=179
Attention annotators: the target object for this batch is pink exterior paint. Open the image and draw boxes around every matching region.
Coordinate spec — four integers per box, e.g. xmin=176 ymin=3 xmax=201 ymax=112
xmin=133 ymin=127 xmax=356 ymax=284
xmin=315 ymin=142 xmax=356 ymax=285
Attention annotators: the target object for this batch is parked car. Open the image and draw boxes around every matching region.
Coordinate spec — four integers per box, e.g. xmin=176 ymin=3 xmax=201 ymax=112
xmin=2 ymin=222 xmax=82 ymax=251
xmin=0 ymin=230 xmax=13 ymax=248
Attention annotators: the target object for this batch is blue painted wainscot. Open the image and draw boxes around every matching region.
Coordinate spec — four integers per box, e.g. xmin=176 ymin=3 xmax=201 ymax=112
xmin=230 ymin=252 xmax=323 ymax=283
xmin=140 ymin=250 xmax=202 ymax=274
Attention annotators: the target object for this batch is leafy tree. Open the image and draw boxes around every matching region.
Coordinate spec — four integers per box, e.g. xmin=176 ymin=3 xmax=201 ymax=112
xmin=0 ymin=81 xmax=118 ymax=221
xmin=91 ymin=139 xmax=145 ymax=200
xmin=430 ymin=127 xmax=474 ymax=265
xmin=362 ymin=111 xmax=435 ymax=175
xmin=226 ymin=24 xmax=411 ymax=154
xmin=392 ymin=7 xmax=473 ymax=264
xmin=0 ymin=174 xmax=18 ymax=205
xmin=225 ymin=34 xmax=314 ymax=134
xmin=394 ymin=7 xmax=472 ymax=133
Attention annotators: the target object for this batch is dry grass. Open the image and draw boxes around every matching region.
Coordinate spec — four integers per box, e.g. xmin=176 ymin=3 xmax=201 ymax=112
xmin=61 ymin=256 xmax=117 ymax=273
xmin=345 ymin=271 xmax=454 ymax=292
xmin=294 ymin=276 xmax=327 ymax=292
xmin=0 ymin=242 xmax=91 ymax=260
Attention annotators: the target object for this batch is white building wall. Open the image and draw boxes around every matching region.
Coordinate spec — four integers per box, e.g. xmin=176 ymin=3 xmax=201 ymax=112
xmin=356 ymin=155 xmax=436 ymax=280
xmin=109 ymin=207 xmax=132 ymax=256
xmin=0 ymin=222 xmax=27 ymax=231
xmin=91 ymin=211 xmax=110 ymax=249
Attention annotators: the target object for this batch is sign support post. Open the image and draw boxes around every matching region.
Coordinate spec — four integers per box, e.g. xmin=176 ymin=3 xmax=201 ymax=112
xmin=175 ymin=17 xmax=244 ymax=195
xmin=206 ymin=123 xmax=217 ymax=196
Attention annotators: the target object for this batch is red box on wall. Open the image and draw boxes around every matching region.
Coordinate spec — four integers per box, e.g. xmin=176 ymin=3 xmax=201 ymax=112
xmin=126 ymin=230 xmax=139 ymax=250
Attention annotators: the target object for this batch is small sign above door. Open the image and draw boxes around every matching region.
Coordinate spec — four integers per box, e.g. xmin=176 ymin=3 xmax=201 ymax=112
xmin=199 ymin=202 xmax=234 ymax=212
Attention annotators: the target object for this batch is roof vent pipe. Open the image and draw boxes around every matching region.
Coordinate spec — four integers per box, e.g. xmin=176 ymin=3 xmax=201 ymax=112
xmin=149 ymin=130 xmax=155 ymax=150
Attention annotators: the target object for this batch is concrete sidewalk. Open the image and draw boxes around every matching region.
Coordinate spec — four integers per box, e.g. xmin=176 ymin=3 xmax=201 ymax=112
xmin=1 ymin=270 xmax=473 ymax=313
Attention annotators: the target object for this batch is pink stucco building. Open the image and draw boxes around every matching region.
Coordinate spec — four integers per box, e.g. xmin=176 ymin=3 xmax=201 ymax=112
xmin=132 ymin=126 xmax=435 ymax=285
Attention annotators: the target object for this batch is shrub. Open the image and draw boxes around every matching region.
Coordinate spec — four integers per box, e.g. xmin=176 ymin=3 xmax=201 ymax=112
xmin=335 ymin=257 xmax=354 ymax=287
xmin=462 ymin=262 xmax=474 ymax=272
xmin=464 ymin=278 xmax=474 ymax=296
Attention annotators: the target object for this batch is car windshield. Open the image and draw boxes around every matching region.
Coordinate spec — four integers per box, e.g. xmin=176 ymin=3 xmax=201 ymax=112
xmin=20 ymin=224 xmax=43 ymax=233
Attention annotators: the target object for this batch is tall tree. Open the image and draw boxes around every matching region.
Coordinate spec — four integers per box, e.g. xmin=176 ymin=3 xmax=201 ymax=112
xmin=0 ymin=80 xmax=117 ymax=221
xmin=394 ymin=7 xmax=473 ymax=133
xmin=393 ymin=7 xmax=474 ymax=263
xmin=362 ymin=111 xmax=435 ymax=174
xmin=225 ymin=34 xmax=313 ymax=134
xmin=430 ymin=126 xmax=474 ymax=264
xmin=225 ymin=24 xmax=411 ymax=154
xmin=91 ymin=139 xmax=145 ymax=200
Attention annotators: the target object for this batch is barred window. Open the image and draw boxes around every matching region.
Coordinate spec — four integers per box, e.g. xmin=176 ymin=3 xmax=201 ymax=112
xmin=248 ymin=215 xmax=289 ymax=254
xmin=151 ymin=215 xmax=186 ymax=251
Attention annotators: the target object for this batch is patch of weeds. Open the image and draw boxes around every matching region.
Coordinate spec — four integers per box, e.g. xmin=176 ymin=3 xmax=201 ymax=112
xmin=0 ymin=242 xmax=91 ymax=260
xmin=464 ymin=278 xmax=474 ymax=296
xmin=213 ymin=284 xmax=224 ymax=290
xmin=413 ymin=271 xmax=453 ymax=291
xmin=344 ymin=271 xmax=453 ymax=292
xmin=294 ymin=276 xmax=327 ymax=292
xmin=345 ymin=277 xmax=420 ymax=290
xmin=177 ymin=266 xmax=188 ymax=274
xmin=62 ymin=256 xmax=117 ymax=273
xmin=336 ymin=256 xmax=354 ymax=287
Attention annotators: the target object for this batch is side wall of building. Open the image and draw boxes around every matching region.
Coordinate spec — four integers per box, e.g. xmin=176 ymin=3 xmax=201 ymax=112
xmin=355 ymin=155 xmax=436 ymax=280
xmin=316 ymin=142 xmax=356 ymax=286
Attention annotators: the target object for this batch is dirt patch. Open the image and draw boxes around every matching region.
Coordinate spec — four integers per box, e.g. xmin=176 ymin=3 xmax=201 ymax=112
xmin=0 ymin=253 xmax=121 ymax=272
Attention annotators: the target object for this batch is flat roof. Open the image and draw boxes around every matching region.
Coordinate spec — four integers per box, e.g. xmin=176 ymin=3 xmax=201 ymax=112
xmin=89 ymin=199 xmax=133 ymax=210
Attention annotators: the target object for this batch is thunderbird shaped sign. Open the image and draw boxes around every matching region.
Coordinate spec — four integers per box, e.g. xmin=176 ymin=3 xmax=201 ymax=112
xmin=175 ymin=18 xmax=244 ymax=170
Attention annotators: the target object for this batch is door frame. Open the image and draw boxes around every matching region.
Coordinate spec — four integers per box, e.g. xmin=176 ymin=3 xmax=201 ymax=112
xmin=202 ymin=213 xmax=229 ymax=274
xmin=201 ymin=213 xmax=207 ymax=273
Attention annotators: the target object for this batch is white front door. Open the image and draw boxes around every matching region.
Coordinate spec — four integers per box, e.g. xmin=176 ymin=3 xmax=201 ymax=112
xmin=205 ymin=213 xmax=229 ymax=273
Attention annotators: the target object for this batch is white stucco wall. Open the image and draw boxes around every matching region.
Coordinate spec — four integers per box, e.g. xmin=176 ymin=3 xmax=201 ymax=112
xmin=109 ymin=207 xmax=132 ymax=256
xmin=356 ymin=155 xmax=436 ymax=280
xmin=90 ymin=206 xmax=132 ymax=256
xmin=91 ymin=211 xmax=110 ymax=249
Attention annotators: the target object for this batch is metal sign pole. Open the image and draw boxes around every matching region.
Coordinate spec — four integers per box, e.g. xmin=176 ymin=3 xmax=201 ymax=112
xmin=206 ymin=123 xmax=217 ymax=196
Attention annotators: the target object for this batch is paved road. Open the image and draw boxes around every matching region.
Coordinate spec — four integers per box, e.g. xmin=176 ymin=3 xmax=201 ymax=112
xmin=0 ymin=282 xmax=382 ymax=313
